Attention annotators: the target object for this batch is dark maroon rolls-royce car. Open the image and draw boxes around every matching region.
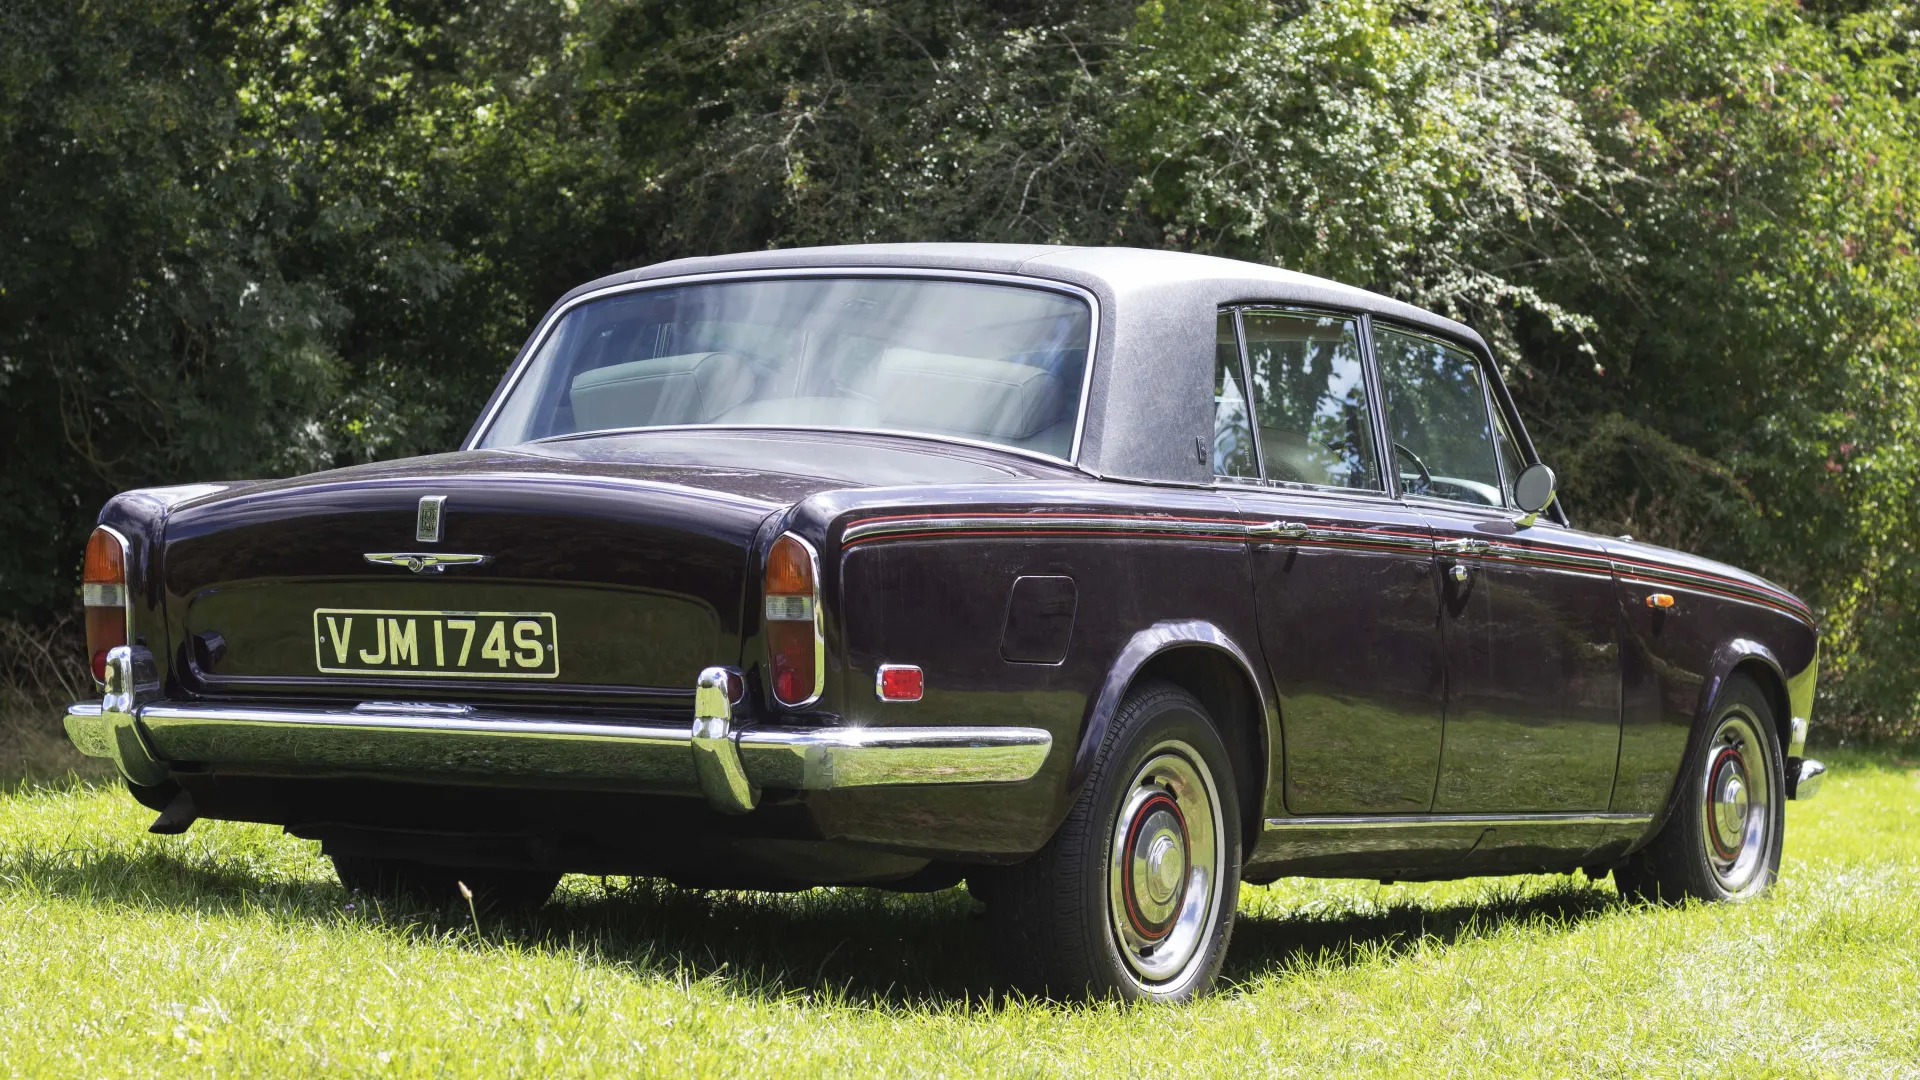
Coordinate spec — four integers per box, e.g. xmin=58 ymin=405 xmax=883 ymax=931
xmin=65 ymin=244 xmax=1824 ymax=999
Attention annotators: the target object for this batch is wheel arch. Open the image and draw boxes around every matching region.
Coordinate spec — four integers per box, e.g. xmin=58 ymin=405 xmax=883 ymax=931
xmin=1706 ymin=640 xmax=1795 ymax=765
xmin=1071 ymin=620 xmax=1274 ymax=846
xmin=1639 ymin=639 xmax=1797 ymax=849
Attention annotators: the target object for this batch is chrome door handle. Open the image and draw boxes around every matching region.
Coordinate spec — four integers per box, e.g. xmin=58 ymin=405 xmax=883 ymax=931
xmin=1248 ymin=520 xmax=1311 ymax=540
xmin=1434 ymin=538 xmax=1493 ymax=556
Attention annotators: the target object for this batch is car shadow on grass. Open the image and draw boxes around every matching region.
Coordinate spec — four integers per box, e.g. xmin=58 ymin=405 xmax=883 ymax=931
xmin=1220 ymin=880 xmax=1625 ymax=984
xmin=2 ymin=838 xmax=1626 ymax=1007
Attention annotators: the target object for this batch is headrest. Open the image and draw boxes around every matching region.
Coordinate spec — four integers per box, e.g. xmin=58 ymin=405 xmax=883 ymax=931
xmin=874 ymin=349 xmax=1065 ymax=440
xmin=569 ymin=352 xmax=755 ymax=431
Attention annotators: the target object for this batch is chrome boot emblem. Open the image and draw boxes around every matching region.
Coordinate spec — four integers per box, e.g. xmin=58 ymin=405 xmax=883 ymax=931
xmin=363 ymin=552 xmax=490 ymax=574
xmin=416 ymin=495 xmax=446 ymax=542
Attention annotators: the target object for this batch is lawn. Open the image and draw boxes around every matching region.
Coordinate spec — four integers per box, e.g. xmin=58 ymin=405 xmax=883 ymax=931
xmin=0 ymin=750 xmax=1915 ymax=1078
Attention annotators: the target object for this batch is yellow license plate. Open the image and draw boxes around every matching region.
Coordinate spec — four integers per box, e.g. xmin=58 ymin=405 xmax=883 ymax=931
xmin=313 ymin=609 xmax=559 ymax=678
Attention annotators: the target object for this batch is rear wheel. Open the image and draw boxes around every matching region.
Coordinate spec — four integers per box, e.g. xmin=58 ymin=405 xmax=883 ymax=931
xmin=988 ymin=681 xmax=1240 ymax=1000
xmin=1615 ymin=674 xmax=1785 ymax=903
xmin=331 ymin=854 xmax=560 ymax=913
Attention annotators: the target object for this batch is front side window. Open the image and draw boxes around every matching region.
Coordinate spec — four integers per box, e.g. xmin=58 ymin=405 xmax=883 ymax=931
xmin=1490 ymin=398 xmax=1530 ymax=507
xmin=1240 ymin=310 xmax=1379 ymax=490
xmin=477 ymin=277 xmax=1093 ymax=459
xmin=1375 ymin=327 xmax=1505 ymax=506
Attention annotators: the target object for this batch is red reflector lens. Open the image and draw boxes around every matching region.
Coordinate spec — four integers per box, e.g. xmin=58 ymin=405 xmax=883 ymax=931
xmin=877 ymin=665 xmax=923 ymax=702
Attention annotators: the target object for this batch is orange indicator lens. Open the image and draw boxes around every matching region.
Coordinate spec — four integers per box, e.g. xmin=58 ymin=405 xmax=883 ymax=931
xmin=766 ymin=535 xmax=813 ymax=596
xmin=84 ymin=527 xmax=125 ymax=587
xmin=1646 ymin=592 xmax=1676 ymax=609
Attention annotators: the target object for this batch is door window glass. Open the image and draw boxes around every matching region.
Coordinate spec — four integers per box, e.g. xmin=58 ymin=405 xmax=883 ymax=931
xmin=1490 ymin=397 xmax=1529 ymax=506
xmin=1375 ymin=327 xmax=1505 ymax=506
xmin=1212 ymin=312 xmax=1258 ymax=479
xmin=1241 ymin=311 xmax=1379 ymax=489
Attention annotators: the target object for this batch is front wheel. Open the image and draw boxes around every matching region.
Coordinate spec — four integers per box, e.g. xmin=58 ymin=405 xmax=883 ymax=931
xmin=1615 ymin=673 xmax=1785 ymax=903
xmin=987 ymin=681 xmax=1241 ymax=1000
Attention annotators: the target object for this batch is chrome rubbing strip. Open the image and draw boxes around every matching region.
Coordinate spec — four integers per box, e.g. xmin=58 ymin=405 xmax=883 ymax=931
xmin=841 ymin=513 xmax=1437 ymax=553
xmin=1265 ymin=811 xmax=1654 ymax=831
xmin=843 ymin=514 xmax=1245 ymax=545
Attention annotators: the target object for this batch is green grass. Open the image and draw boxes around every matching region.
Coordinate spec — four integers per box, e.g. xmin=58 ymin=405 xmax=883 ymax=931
xmin=1 ymin=751 xmax=1916 ymax=1078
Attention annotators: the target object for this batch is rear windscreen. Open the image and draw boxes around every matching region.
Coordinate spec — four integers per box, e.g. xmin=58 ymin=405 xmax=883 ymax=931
xmin=477 ymin=277 xmax=1094 ymax=460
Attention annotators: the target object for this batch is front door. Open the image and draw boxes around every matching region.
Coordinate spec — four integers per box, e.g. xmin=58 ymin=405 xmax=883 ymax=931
xmin=1373 ymin=325 xmax=1622 ymax=812
xmin=1213 ymin=309 xmax=1446 ymax=815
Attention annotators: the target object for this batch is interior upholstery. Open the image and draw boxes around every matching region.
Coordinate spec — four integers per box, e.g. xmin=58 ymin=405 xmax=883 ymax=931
xmin=873 ymin=349 xmax=1065 ymax=440
xmin=568 ymin=352 xmax=755 ymax=431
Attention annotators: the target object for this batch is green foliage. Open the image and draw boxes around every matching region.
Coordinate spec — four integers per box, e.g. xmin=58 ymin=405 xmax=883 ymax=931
xmin=1 ymin=0 xmax=1916 ymax=734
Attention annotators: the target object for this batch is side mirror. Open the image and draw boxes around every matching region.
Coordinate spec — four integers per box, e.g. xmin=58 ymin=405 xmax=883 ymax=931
xmin=1514 ymin=463 xmax=1557 ymax=525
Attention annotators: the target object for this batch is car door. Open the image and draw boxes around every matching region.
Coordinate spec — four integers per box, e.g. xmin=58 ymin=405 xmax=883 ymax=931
xmin=1213 ymin=308 xmax=1447 ymax=815
xmin=1372 ymin=324 xmax=1622 ymax=812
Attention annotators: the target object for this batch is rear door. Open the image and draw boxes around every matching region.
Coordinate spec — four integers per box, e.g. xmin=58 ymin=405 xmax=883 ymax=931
xmin=1216 ymin=309 xmax=1447 ymax=815
xmin=1372 ymin=325 xmax=1622 ymax=812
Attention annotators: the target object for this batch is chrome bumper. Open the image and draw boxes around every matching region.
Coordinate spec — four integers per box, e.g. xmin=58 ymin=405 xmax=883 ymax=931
xmin=65 ymin=651 xmax=1051 ymax=815
xmin=1791 ymin=757 xmax=1826 ymax=800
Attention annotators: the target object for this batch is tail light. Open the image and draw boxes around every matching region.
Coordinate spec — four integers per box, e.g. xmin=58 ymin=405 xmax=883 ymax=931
xmin=764 ymin=533 xmax=823 ymax=707
xmin=83 ymin=526 xmax=131 ymax=684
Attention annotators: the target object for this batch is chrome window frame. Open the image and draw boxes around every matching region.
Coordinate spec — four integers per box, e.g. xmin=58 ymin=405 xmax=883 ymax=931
xmin=465 ymin=267 xmax=1103 ymax=469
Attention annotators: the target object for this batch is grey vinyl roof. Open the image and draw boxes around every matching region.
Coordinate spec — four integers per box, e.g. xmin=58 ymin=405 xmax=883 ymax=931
xmin=560 ymin=244 xmax=1485 ymax=353
xmin=488 ymin=244 xmax=1496 ymax=485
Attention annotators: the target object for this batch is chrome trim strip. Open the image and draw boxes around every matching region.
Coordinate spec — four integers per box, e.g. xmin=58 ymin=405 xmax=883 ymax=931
xmin=465 ymin=266 xmax=1103 ymax=469
xmin=64 ymin=699 xmax=1054 ymax=793
xmin=843 ymin=513 xmax=1246 ymax=545
xmin=362 ymin=552 xmax=491 ymax=573
xmin=1265 ymin=811 xmax=1654 ymax=831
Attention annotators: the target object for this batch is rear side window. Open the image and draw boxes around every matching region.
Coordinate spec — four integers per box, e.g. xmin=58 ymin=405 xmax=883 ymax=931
xmin=1239 ymin=311 xmax=1379 ymax=490
xmin=1211 ymin=312 xmax=1258 ymax=479
xmin=1374 ymin=327 xmax=1505 ymax=507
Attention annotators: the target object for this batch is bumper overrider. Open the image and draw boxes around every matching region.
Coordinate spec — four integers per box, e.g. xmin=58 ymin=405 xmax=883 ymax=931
xmin=65 ymin=647 xmax=1052 ymax=814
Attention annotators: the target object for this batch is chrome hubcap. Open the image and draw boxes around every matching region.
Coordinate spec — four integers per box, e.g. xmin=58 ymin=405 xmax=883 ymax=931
xmin=1700 ymin=710 xmax=1772 ymax=892
xmin=1108 ymin=742 xmax=1223 ymax=988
